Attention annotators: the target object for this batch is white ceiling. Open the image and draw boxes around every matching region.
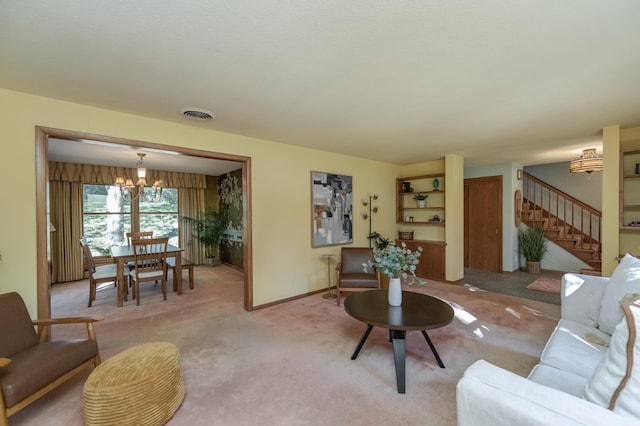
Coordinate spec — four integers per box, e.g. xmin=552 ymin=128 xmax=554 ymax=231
xmin=2 ymin=1 xmax=640 ymax=168
xmin=47 ymin=138 xmax=241 ymax=176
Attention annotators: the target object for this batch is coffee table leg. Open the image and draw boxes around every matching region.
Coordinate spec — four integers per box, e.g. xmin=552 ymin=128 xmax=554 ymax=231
xmin=391 ymin=329 xmax=407 ymax=394
xmin=351 ymin=325 xmax=374 ymax=360
xmin=421 ymin=330 xmax=445 ymax=368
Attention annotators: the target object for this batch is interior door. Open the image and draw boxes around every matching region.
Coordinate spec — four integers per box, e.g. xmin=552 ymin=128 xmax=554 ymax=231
xmin=464 ymin=176 xmax=503 ymax=272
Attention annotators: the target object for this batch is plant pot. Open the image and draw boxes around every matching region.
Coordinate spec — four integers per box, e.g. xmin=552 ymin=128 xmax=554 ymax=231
xmin=417 ymin=200 xmax=426 ymax=208
xmin=526 ymin=261 xmax=541 ymax=274
xmin=388 ymin=277 xmax=402 ymax=306
xmin=203 ymin=257 xmax=218 ymax=267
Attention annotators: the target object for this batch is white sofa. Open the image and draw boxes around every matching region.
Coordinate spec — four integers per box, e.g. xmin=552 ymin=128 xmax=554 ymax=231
xmin=457 ymin=254 xmax=640 ymax=426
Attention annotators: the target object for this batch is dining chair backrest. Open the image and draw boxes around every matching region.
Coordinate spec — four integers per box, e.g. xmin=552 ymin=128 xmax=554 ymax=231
xmin=131 ymin=237 xmax=169 ymax=278
xmin=80 ymin=237 xmax=96 ymax=273
xmin=126 ymin=231 xmax=154 ymax=246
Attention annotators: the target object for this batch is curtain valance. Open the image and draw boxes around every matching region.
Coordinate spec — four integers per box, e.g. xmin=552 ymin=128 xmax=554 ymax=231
xmin=49 ymin=161 xmax=207 ymax=189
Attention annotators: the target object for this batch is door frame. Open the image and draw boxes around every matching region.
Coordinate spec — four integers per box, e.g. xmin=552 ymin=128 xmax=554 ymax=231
xmin=463 ymin=175 xmax=503 ymax=272
xmin=35 ymin=126 xmax=254 ymax=318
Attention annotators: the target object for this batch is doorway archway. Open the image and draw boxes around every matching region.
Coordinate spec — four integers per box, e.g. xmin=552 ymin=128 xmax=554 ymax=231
xmin=35 ymin=127 xmax=253 ymax=318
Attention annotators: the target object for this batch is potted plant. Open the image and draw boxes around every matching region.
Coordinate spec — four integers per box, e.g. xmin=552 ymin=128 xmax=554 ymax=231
xmin=413 ymin=194 xmax=428 ymax=208
xmin=363 ymin=242 xmax=424 ymax=306
xmin=518 ymin=224 xmax=548 ymax=274
xmin=181 ymin=210 xmax=228 ymax=266
xmin=367 ymin=231 xmax=390 ymax=250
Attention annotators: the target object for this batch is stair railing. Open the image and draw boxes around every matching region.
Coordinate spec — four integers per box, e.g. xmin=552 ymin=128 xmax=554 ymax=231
xmin=522 ymin=171 xmax=602 ymax=259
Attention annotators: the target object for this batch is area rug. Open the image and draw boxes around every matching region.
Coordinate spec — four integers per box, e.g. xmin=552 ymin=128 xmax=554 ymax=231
xmin=526 ymin=276 xmax=562 ymax=294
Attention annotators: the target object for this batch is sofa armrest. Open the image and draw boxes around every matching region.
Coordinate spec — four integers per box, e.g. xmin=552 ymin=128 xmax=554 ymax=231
xmin=456 ymin=360 xmax=627 ymax=426
xmin=33 ymin=316 xmax=103 ymax=342
xmin=561 ymin=273 xmax=609 ymax=328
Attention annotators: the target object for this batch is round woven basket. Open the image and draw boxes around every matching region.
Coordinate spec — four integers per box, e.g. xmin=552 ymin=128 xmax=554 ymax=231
xmin=83 ymin=342 xmax=185 ymax=426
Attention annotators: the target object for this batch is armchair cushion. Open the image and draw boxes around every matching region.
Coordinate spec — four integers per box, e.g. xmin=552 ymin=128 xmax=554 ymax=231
xmin=340 ymin=247 xmax=376 ymax=275
xmin=599 ymin=254 xmax=640 ymax=335
xmin=0 ymin=293 xmax=38 ymax=357
xmin=1 ymin=340 xmax=98 ymax=408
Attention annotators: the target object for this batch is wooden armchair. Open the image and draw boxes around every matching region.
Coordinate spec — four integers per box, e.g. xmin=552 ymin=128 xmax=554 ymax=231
xmin=335 ymin=247 xmax=380 ymax=306
xmin=0 ymin=292 xmax=102 ymax=425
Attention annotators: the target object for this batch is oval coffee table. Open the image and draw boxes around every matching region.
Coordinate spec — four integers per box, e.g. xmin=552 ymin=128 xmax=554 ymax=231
xmin=344 ymin=289 xmax=454 ymax=393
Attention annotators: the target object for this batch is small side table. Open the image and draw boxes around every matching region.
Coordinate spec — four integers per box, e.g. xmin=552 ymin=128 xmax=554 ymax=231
xmin=321 ymin=254 xmax=336 ymax=299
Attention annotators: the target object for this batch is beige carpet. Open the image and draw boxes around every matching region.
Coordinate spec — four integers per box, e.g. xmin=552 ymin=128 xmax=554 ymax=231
xmin=10 ymin=266 xmax=560 ymax=426
xmin=526 ymin=276 xmax=562 ymax=295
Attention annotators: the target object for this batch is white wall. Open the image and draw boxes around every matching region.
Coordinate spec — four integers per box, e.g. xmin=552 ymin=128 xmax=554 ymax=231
xmin=524 ymin=162 xmax=602 ymax=211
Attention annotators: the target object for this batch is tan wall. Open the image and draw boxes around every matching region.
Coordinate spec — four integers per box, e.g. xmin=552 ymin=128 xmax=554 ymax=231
xmin=0 ymin=87 xmax=401 ymax=315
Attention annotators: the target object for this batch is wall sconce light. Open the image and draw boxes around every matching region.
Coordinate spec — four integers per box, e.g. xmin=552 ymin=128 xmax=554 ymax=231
xmin=517 ymin=169 xmax=523 ymax=180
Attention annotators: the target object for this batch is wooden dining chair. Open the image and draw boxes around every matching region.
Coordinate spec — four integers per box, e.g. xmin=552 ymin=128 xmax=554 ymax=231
xmin=126 ymin=231 xmax=154 ymax=245
xmin=166 ymin=257 xmax=195 ymax=290
xmin=129 ymin=237 xmax=169 ymax=306
xmin=80 ymin=237 xmax=128 ymax=307
xmin=125 ymin=231 xmax=154 ymax=269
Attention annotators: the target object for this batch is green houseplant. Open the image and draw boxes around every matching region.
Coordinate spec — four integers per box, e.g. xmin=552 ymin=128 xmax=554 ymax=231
xmin=181 ymin=211 xmax=228 ymax=264
xmin=367 ymin=231 xmax=390 ymax=250
xmin=413 ymin=193 xmax=428 ymax=208
xmin=518 ymin=224 xmax=548 ymax=274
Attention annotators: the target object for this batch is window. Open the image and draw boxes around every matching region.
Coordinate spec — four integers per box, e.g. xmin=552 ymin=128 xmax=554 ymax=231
xmin=82 ymin=185 xmax=178 ymax=253
xmin=139 ymin=188 xmax=179 ymax=245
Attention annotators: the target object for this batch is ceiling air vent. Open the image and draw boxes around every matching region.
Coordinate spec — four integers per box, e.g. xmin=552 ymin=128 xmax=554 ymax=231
xmin=180 ymin=108 xmax=215 ymax=121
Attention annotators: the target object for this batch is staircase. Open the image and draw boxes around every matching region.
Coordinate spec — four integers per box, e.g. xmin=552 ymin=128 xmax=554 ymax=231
xmin=522 ymin=172 xmax=602 ymax=275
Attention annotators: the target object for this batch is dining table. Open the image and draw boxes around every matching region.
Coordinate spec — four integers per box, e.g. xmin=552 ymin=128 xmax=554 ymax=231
xmin=110 ymin=244 xmax=184 ymax=307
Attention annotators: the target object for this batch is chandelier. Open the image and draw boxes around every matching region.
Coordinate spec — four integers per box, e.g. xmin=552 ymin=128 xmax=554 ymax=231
xmin=115 ymin=153 xmax=163 ymax=199
xmin=569 ymin=148 xmax=603 ymax=175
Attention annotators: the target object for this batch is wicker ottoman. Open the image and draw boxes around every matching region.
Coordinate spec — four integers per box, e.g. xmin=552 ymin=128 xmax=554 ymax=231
xmin=83 ymin=342 xmax=185 ymax=426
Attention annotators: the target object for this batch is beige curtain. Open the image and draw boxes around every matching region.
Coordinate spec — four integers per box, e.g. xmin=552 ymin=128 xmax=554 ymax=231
xmin=50 ymin=181 xmax=84 ymax=282
xmin=179 ymin=188 xmax=206 ymax=264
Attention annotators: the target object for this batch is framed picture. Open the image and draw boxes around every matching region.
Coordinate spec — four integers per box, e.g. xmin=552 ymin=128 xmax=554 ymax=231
xmin=311 ymin=171 xmax=353 ymax=247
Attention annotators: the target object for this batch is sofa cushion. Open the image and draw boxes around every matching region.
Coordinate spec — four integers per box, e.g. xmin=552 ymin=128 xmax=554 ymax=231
xmin=598 ymin=254 xmax=640 ymax=335
xmin=582 ymin=302 xmax=640 ymax=419
xmin=528 ymin=364 xmax=589 ymax=397
xmin=539 ymin=319 xmax=609 ymax=378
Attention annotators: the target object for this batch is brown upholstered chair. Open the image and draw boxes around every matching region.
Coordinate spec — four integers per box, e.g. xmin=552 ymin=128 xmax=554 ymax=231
xmin=0 ymin=292 xmax=102 ymax=425
xmin=335 ymin=247 xmax=380 ymax=306
xmin=80 ymin=237 xmax=128 ymax=307
xmin=128 ymin=237 xmax=169 ymax=305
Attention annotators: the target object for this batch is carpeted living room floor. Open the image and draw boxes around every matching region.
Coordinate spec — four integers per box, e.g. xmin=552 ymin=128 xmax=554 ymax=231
xmin=10 ymin=265 xmax=560 ymax=426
